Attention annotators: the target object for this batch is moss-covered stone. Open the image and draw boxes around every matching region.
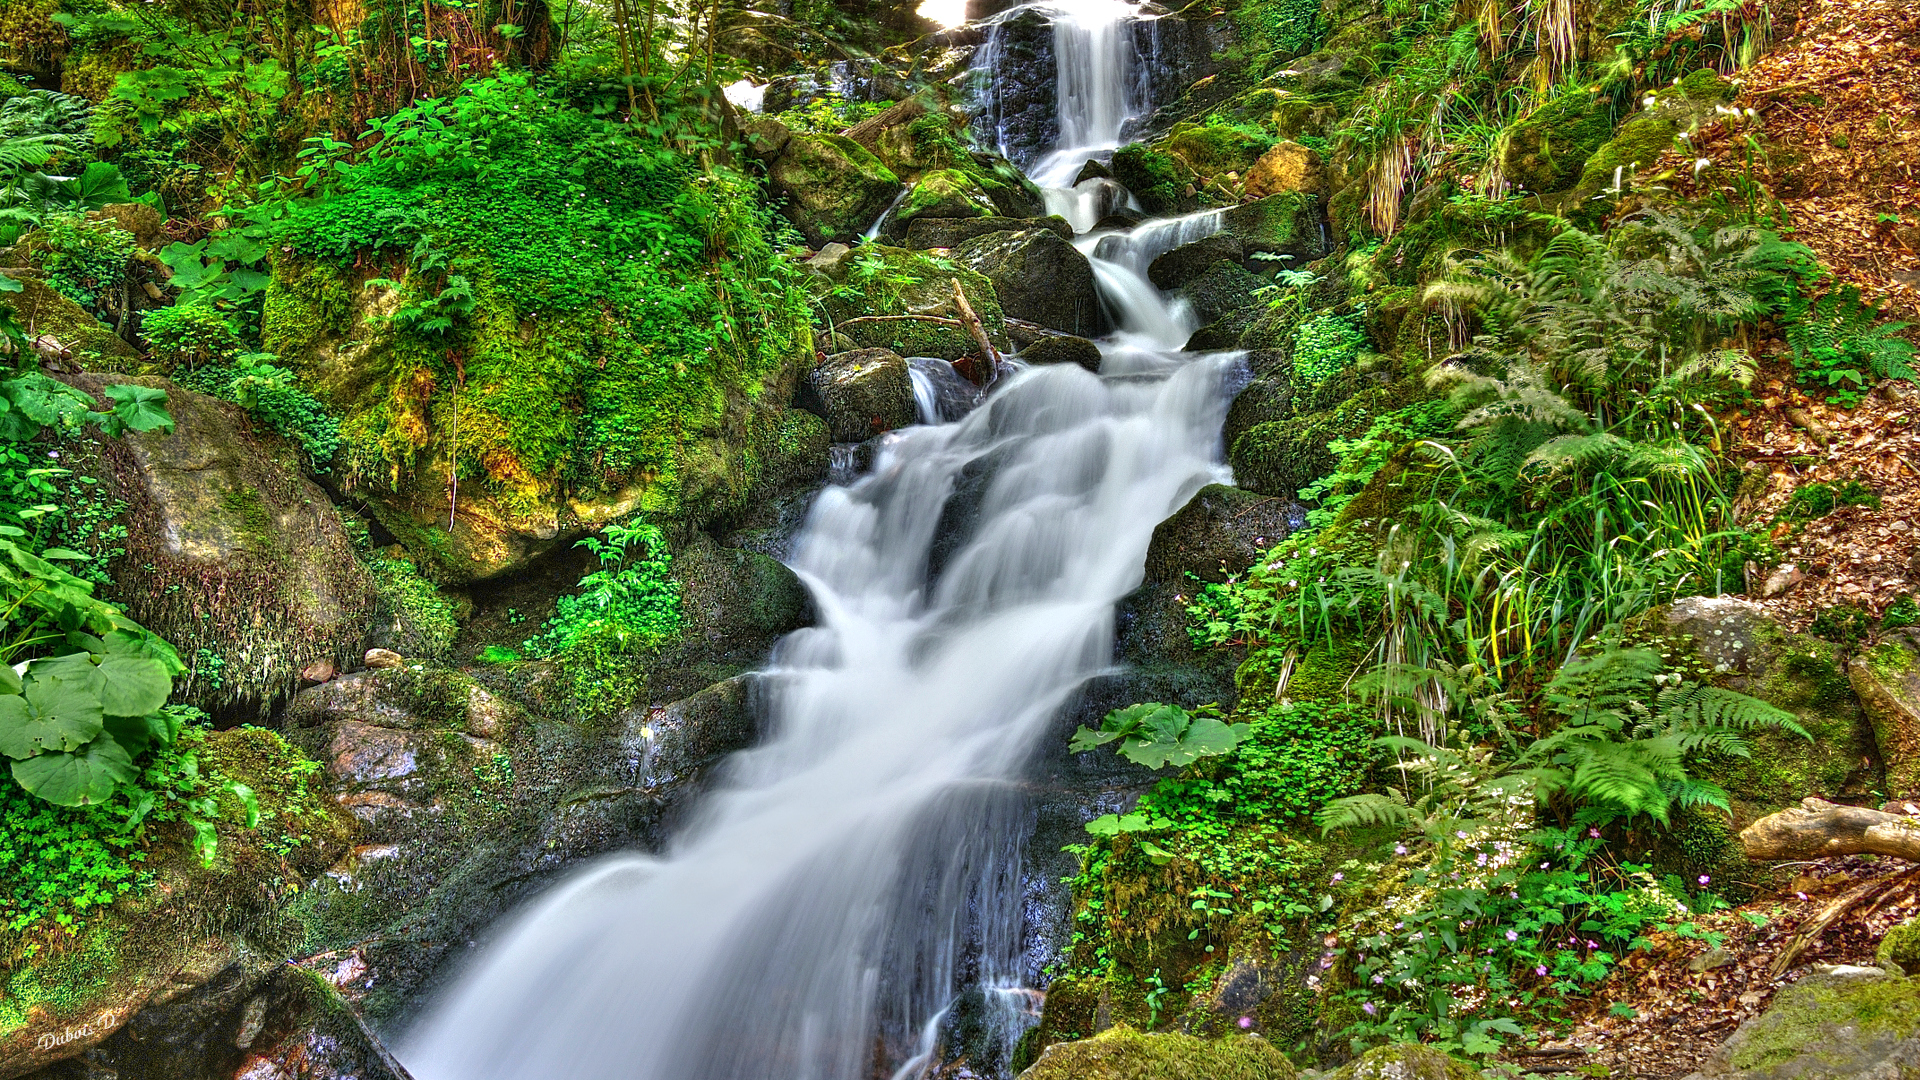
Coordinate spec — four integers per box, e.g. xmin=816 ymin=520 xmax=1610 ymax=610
xmin=1689 ymin=972 xmax=1920 ymax=1080
xmin=0 ymin=271 xmax=140 ymax=369
xmin=767 ymin=132 xmax=904 ymax=246
xmin=1113 ymin=144 xmax=1196 ymax=216
xmin=1879 ymin=918 xmax=1920 ymax=976
xmin=1159 ymin=121 xmax=1275 ymax=184
xmin=1850 ymin=634 xmax=1920 ymax=797
xmin=1329 ymin=1043 xmax=1482 ymax=1080
xmin=1570 ymin=69 xmax=1737 ymax=203
xmin=1221 ymin=193 xmax=1323 ymax=259
xmin=810 ymin=245 xmax=1010 ymax=361
xmin=1501 ymin=88 xmax=1618 ymax=194
xmin=953 ymin=228 xmax=1105 ymax=337
xmin=894 ymin=168 xmax=997 ymax=226
xmin=1145 ymin=484 xmax=1294 ymax=586
xmin=1017 ymin=1025 xmax=1297 ymax=1080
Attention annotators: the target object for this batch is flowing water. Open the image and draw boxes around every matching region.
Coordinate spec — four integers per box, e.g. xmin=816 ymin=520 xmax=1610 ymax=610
xmin=402 ymin=4 xmax=1239 ymax=1077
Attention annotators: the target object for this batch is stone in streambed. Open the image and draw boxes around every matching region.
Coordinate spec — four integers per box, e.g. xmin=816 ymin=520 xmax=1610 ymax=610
xmin=796 ymin=348 xmax=916 ymax=443
xmin=1148 ymin=234 xmax=1246 ymax=291
xmin=1145 ymin=483 xmax=1294 ymax=586
xmin=1021 ymin=335 xmax=1101 ymax=372
xmin=1220 ymin=192 xmax=1324 ymax=260
xmin=767 ymin=132 xmax=903 ymax=246
xmin=951 ymin=228 xmax=1104 ymax=337
xmin=1178 ymin=260 xmax=1268 ymax=340
xmin=905 ymin=215 xmax=1073 ymax=249
xmin=1243 ymin=140 xmax=1326 ymax=198
xmin=1016 ymin=1025 xmax=1296 ymax=1080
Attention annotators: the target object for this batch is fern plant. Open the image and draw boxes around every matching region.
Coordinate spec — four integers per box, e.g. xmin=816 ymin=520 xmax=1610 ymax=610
xmin=1785 ymin=285 xmax=1917 ymax=405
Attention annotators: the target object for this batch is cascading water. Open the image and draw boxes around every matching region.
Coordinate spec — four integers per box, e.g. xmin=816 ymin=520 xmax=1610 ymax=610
xmin=403 ymin=4 xmax=1242 ymax=1077
xmin=403 ymin=354 xmax=1238 ymax=1080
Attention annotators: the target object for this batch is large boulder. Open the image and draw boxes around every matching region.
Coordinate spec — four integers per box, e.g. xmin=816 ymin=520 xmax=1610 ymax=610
xmin=1243 ymin=140 xmax=1326 ymax=198
xmin=891 ymin=168 xmax=998 ymax=228
xmin=767 ymin=132 xmax=904 ymax=246
xmin=1683 ymin=970 xmax=1920 ymax=1080
xmin=797 ymin=348 xmax=916 ymax=442
xmin=1145 ymin=483 xmax=1293 ymax=585
xmin=1016 ymin=1025 xmax=1296 ymax=1080
xmin=807 ymin=245 xmax=1011 ymax=362
xmin=1220 ymin=192 xmax=1325 ymax=260
xmin=1179 ymin=261 xmax=1270 ymax=339
xmin=952 ymin=228 xmax=1105 ymax=337
xmin=1851 ymin=632 xmax=1920 ymax=798
xmin=70 ymin=374 xmax=377 ymax=709
xmin=1662 ymin=597 xmax=1880 ymax=822
xmin=905 ymin=214 xmax=1073 ymax=250
xmin=673 ymin=534 xmax=811 ymax=647
xmin=1148 ymin=235 xmax=1246 ymax=291
xmin=0 ymin=271 xmax=140 ymax=368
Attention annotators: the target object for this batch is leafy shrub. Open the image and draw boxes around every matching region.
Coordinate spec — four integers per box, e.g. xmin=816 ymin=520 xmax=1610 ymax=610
xmin=1775 ymin=478 xmax=1879 ymax=524
xmin=524 ymin=522 xmax=682 ymax=716
xmin=1883 ymin=594 xmax=1920 ymax=631
xmin=777 ymin=94 xmax=888 ymax=134
xmin=1786 ymin=286 xmax=1917 ymax=406
xmin=38 ymin=212 xmax=135 ymax=315
xmin=179 ymin=355 xmax=340 ymax=470
xmin=1291 ymin=312 xmax=1369 ymax=385
xmin=1071 ymin=702 xmax=1249 ymax=769
xmin=141 ymin=304 xmax=241 ymax=369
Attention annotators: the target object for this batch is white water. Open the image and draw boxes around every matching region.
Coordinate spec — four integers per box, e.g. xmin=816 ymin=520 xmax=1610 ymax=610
xmin=402 ymin=3 xmax=1239 ymax=1077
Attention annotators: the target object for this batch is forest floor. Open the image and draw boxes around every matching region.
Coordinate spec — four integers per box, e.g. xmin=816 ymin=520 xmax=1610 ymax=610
xmin=1506 ymin=855 xmax=1920 ymax=1079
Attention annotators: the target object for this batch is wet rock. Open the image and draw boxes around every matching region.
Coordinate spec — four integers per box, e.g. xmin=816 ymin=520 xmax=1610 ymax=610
xmin=805 ymin=241 xmax=855 ymax=277
xmin=615 ymin=673 xmax=761 ymax=789
xmin=977 ymin=9 xmax=1059 ymax=168
xmin=1017 ymin=1025 xmax=1296 ymax=1079
xmin=1148 ymin=234 xmax=1246 ymax=290
xmin=1021 ymin=335 xmax=1102 ymax=372
xmin=905 ymin=215 xmax=1073 ymax=250
xmin=673 ymin=534 xmax=811 ymax=647
xmin=1111 ymin=143 xmax=1196 ymax=216
xmin=1074 ymin=159 xmax=1112 ymax=183
xmin=1244 ymin=140 xmax=1326 ymax=198
xmin=767 ymin=132 xmax=904 ymax=246
xmin=797 ymin=347 xmax=916 ymax=442
xmin=1178 ymin=261 xmax=1269 ymax=339
xmin=68 ymin=374 xmax=377 ymax=710
xmin=952 ymin=228 xmax=1105 ymax=337
xmin=1683 ymin=971 xmax=1920 ymax=1080
xmin=1851 ymin=632 xmax=1920 ymax=798
xmin=892 ymin=168 xmax=999 ymax=226
xmin=1145 ymin=483 xmax=1293 ymax=585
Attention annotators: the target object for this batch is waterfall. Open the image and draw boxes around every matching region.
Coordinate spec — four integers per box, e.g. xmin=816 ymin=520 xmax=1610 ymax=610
xmin=978 ymin=0 xmax=1152 ymax=184
xmin=401 ymin=3 xmax=1244 ymax=1076
xmin=403 ymin=356 xmax=1238 ymax=1080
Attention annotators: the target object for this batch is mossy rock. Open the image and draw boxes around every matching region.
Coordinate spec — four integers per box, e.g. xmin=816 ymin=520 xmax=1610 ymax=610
xmin=1145 ymin=483 xmax=1295 ymax=585
xmin=1017 ymin=1025 xmax=1297 ymax=1080
xmin=1570 ymin=69 xmax=1737 ymax=203
xmin=0 ymin=728 xmax=352 ymax=1075
xmin=1220 ymin=193 xmax=1324 ymax=259
xmin=1880 ymin=918 xmax=1920 ymax=976
xmin=1501 ymin=88 xmax=1618 ymax=194
xmin=1330 ymin=1043 xmax=1482 ymax=1080
xmin=952 ymin=228 xmax=1105 ymax=337
xmin=0 ymin=271 xmax=140 ymax=369
xmin=1661 ymin=597 xmax=1879 ymax=823
xmin=1113 ymin=144 xmax=1196 ymax=216
xmin=1179 ymin=261 xmax=1269 ymax=339
xmin=798 ymin=347 xmax=915 ymax=442
xmin=1149 ymin=235 xmax=1247 ymax=291
xmin=893 ymin=168 xmax=997 ymax=227
xmin=767 ymin=132 xmax=904 ymax=246
xmin=66 ymin=374 xmax=377 ymax=710
xmin=1688 ymin=972 xmax=1920 ymax=1080
xmin=1022 ymin=335 xmax=1102 ymax=372
xmin=811 ymin=245 xmax=1010 ymax=361
xmin=905 ymin=215 xmax=1073 ymax=250
xmin=1158 ymin=121 xmax=1275 ymax=184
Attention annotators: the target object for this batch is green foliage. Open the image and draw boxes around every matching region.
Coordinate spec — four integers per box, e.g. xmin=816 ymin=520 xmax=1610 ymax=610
xmin=368 ymin=556 xmax=458 ymax=659
xmin=0 ymin=633 xmax=177 ymax=806
xmin=1883 ymin=594 xmax=1920 ymax=631
xmin=179 ymin=354 xmax=340 ymax=470
xmin=1230 ymin=0 xmax=1323 ymax=79
xmin=1291 ymin=312 xmax=1370 ymax=386
xmin=1071 ymin=702 xmax=1250 ymax=770
xmin=1296 ymin=401 xmax=1459 ymax=530
xmin=37 ymin=212 xmax=136 ymax=316
xmin=140 ymin=304 xmax=241 ymax=369
xmin=776 ymin=94 xmax=888 ymax=134
xmin=525 ymin=521 xmax=682 ymax=716
xmin=1785 ymin=286 xmax=1917 ymax=406
xmin=1808 ymin=604 xmax=1875 ymax=648
xmin=1775 ymin=479 xmax=1880 ymax=524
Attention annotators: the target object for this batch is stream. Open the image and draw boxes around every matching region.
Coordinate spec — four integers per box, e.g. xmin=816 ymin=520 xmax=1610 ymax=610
xmin=402 ymin=3 xmax=1237 ymax=1077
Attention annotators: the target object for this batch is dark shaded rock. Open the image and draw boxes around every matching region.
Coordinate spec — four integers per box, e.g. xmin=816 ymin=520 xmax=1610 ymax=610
xmin=67 ymin=374 xmax=377 ymax=712
xmin=1111 ymin=143 xmax=1195 ymax=216
xmin=976 ymin=9 xmax=1059 ymax=168
xmin=905 ymin=214 xmax=1073 ymax=249
xmin=1178 ymin=260 xmax=1269 ymax=337
xmin=767 ymin=132 xmax=904 ymax=246
xmin=1094 ymin=211 xmax=1144 ymax=230
xmin=797 ymin=347 xmax=916 ymax=442
xmin=1073 ymin=159 xmax=1112 ymax=184
xmin=1148 ymin=234 xmax=1246 ymax=290
xmin=1021 ymin=335 xmax=1102 ymax=372
xmin=811 ymin=245 xmax=1012 ymax=361
xmin=1682 ymin=970 xmax=1920 ymax=1080
xmin=952 ymin=228 xmax=1105 ymax=337
xmin=1145 ymin=483 xmax=1292 ymax=586
xmin=740 ymin=113 xmax=792 ymax=162
xmin=673 ymin=534 xmax=811 ymax=647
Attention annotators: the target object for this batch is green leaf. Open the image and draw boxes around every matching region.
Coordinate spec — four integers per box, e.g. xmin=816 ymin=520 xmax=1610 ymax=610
xmin=0 ymin=664 xmax=20 ymax=695
xmin=1137 ymin=704 xmax=1191 ymax=745
xmin=229 ymin=781 xmax=259 ymax=828
xmin=10 ymin=733 xmax=134 ymax=805
xmin=1068 ymin=725 xmax=1126 ymax=753
xmin=103 ymin=385 xmax=174 ymax=435
xmin=93 ymin=654 xmax=173 ymax=716
xmin=1099 ymin=702 xmax=1163 ymax=736
xmin=0 ymin=276 xmax=22 ymax=294
xmin=102 ymin=709 xmax=177 ymax=756
xmin=189 ymin=817 xmax=218 ymax=867
xmin=0 ymin=674 xmax=104 ymax=758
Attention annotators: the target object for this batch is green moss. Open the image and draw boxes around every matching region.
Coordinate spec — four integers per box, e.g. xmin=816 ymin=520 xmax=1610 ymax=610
xmin=0 ymin=923 xmax=119 ymax=1037
xmin=1880 ymin=918 xmax=1920 ymax=975
xmin=1113 ymin=145 xmax=1194 ymax=216
xmin=218 ymin=484 xmax=277 ymax=557
xmin=1727 ymin=976 xmax=1920 ymax=1072
xmin=1282 ymin=639 xmax=1368 ymax=701
xmin=814 ymin=245 xmax=1008 ymax=360
xmin=369 ymin=555 xmax=461 ymax=659
xmin=1502 ymin=88 xmax=1617 ymax=194
xmin=1330 ymin=1044 xmax=1482 ymax=1080
xmin=1022 ymin=1025 xmax=1297 ymax=1080
xmin=1160 ymin=121 xmax=1275 ymax=184
xmin=897 ymin=168 xmax=994 ymax=224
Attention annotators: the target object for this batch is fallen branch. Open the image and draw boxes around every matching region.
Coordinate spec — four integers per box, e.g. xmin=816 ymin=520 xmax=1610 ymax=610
xmin=950 ymin=278 xmax=1001 ymax=386
xmin=1741 ymin=798 xmax=1920 ymax=862
xmin=1768 ymin=868 xmax=1920 ymax=977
